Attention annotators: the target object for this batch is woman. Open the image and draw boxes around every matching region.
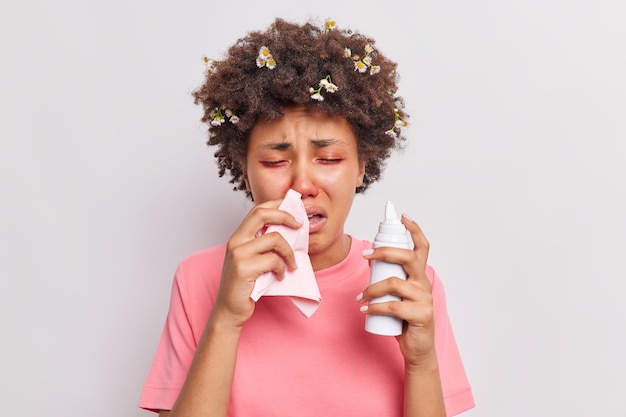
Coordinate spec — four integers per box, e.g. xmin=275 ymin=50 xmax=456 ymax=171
xmin=140 ymin=17 xmax=474 ymax=417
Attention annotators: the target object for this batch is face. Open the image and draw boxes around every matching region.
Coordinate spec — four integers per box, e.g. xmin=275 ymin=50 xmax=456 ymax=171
xmin=243 ymin=107 xmax=365 ymax=270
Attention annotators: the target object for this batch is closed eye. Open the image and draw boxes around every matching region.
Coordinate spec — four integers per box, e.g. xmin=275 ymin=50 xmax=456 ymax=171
xmin=260 ymin=160 xmax=287 ymax=167
xmin=318 ymin=158 xmax=342 ymax=164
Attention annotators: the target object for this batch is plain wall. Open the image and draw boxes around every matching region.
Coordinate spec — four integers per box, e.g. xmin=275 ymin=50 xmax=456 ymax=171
xmin=2 ymin=0 xmax=625 ymax=416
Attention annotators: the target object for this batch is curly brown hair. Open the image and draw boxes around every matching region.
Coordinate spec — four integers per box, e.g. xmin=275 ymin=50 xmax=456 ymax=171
xmin=192 ymin=18 xmax=408 ymax=199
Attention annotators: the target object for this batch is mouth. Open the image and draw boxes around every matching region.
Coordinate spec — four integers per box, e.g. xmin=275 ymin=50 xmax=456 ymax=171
xmin=307 ymin=213 xmax=324 ymax=223
xmin=305 ymin=207 xmax=327 ymax=232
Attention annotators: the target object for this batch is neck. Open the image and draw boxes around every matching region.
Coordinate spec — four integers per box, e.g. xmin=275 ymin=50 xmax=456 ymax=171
xmin=309 ymin=234 xmax=352 ymax=271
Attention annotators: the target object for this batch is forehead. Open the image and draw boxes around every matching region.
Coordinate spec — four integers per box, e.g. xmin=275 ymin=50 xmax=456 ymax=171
xmin=248 ymin=107 xmax=356 ymax=146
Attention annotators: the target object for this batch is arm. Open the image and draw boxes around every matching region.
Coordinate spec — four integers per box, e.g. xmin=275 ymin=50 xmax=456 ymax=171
xmin=166 ymin=199 xmax=302 ymax=417
xmin=167 ymin=310 xmax=242 ymax=416
xmin=403 ymin=353 xmax=445 ymax=417
xmin=359 ymin=215 xmax=446 ymax=417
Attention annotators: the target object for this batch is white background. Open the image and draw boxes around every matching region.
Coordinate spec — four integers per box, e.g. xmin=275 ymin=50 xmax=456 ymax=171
xmin=2 ymin=1 xmax=625 ymax=416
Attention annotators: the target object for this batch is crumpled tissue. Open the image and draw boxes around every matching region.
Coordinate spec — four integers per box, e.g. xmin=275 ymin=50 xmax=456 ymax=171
xmin=250 ymin=189 xmax=321 ymax=318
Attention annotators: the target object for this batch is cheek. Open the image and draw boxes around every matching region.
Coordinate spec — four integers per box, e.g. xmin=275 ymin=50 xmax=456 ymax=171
xmin=248 ymin=170 xmax=292 ymax=201
xmin=325 ymin=163 xmax=363 ymax=186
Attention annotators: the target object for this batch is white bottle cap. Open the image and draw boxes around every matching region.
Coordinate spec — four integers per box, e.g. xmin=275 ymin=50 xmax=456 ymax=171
xmin=379 ymin=201 xmax=406 ymax=235
xmin=384 ymin=201 xmax=401 ymax=224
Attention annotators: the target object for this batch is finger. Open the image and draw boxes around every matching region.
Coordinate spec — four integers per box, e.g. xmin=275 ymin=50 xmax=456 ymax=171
xmin=249 ymin=251 xmax=289 ymax=280
xmin=257 ymin=231 xmax=299 ymax=271
xmin=401 ymin=214 xmax=429 ymax=259
xmin=362 ymin=299 xmax=433 ymax=325
xmin=362 ymin=246 xmax=428 ymax=281
xmin=230 ymin=200 xmax=303 ymax=245
xmin=358 ymin=276 xmax=431 ymax=303
xmin=358 ymin=279 xmax=434 ymax=325
xmin=232 ymin=230 xmax=299 ymax=272
xmin=396 ymin=214 xmax=430 ymax=278
xmin=362 ymin=246 xmax=414 ymax=266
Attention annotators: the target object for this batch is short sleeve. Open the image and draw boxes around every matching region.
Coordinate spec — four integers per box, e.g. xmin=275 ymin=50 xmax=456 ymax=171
xmin=138 ymin=262 xmax=198 ymax=412
xmin=427 ymin=265 xmax=475 ymax=416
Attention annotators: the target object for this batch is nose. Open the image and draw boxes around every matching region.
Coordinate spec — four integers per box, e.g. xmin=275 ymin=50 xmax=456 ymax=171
xmin=290 ymin=161 xmax=318 ymax=198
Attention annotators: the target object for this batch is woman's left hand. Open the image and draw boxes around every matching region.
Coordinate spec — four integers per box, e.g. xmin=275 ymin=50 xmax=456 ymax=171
xmin=358 ymin=214 xmax=436 ymax=366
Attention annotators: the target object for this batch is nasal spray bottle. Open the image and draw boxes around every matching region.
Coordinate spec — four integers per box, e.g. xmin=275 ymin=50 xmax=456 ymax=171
xmin=365 ymin=201 xmax=411 ymax=336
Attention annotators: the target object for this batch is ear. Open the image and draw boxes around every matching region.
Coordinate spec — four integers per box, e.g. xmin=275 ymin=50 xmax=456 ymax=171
xmin=242 ymin=165 xmax=250 ymax=191
xmin=356 ymin=161 xmax=366 ymax=187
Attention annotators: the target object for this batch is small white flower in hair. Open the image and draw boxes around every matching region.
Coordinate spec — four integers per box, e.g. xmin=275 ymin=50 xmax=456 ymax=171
xmin=203 ymin=56 xmax=219 ymax=75
xmin=309 ymin=75 xmax=338 ymax=101
xmin=210 ymin=107 xmax=239 ymax=126
xmin=311 ymin=91 xmax=325 ymax=101
xmin=256 ymin=46 xmax=276 ymax=69
xmin=387 ymin=108 xmax=408 ymax=136
xmin=354 ymin=60 xmax=368 ymax=73
xmin=346 ymin=43 xmax=380 ymax=75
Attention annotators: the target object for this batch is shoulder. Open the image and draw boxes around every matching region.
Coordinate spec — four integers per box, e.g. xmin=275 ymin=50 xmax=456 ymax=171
xmin=178 ymin=243 xmax=227 ymax=270
xmin=173 ymin=243 xmax=227 ymax=291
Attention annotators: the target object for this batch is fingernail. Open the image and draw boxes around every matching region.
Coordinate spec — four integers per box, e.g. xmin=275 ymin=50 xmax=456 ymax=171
xmin=355 ymin=292 xmax=363 ymax=302
xmin=402 ymin=213 xmax=414 ymax=223
xmin=362 ymin=248 xmax=374 ymax=257
xmin=359 ymin=305 xmax=368 ymax=313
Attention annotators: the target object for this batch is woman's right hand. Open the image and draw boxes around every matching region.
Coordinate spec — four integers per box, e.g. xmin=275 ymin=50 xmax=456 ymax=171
xmin=167 ymin=199 xmax=302 ymax=417
xmin=211 ymin=198 xmax=303 ymax=328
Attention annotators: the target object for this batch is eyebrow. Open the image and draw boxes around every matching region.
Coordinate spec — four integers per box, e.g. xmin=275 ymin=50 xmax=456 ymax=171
xmin=311 ymin=138 xmax=343 ymax=148
xmin=257 ymin=138 xmax=344 ymax=150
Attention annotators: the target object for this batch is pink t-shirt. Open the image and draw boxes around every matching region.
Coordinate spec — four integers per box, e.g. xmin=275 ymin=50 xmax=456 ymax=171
xmin=139 ymin=237 xmax=474 ymax=416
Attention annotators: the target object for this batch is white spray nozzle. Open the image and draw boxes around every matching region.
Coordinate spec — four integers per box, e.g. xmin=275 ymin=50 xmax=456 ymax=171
xmin=384 ymin=201 xmax=401 ymax=224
